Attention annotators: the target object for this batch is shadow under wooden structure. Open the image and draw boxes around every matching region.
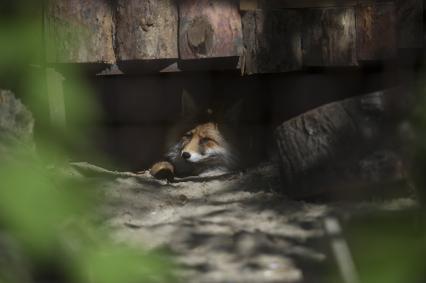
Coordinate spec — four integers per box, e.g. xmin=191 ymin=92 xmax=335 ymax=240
xmin=41 ymin=0 xmax=423 ymax=198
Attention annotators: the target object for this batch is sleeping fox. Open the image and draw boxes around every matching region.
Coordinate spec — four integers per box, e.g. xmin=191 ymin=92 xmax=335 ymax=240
xmin=150 ymin=91 xmax=242 ymax=179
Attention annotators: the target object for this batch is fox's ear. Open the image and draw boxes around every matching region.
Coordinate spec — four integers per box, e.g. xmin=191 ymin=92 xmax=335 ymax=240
xmin=181 ymin=89 xmax=198 ymax=117
xmin=224 ymin=99 xmax=244 ymax=125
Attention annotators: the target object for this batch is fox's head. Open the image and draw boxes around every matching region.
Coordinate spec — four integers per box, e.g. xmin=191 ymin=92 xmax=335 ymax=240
xmin=180 ymin=122 xmax=228 ymax=164
xmin=166 ymin=90 xmax=242 ymax=176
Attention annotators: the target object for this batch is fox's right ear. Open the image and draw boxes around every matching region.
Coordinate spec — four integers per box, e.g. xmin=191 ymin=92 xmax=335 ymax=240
xmin=181 ymin=89 xmax=198 ymax=117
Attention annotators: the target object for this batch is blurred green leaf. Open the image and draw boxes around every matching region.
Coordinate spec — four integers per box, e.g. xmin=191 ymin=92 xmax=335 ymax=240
xmin=0 ymin=2 xmax=176 ymax=282
xmin=345 ymin=213 xmax=426 ymax=283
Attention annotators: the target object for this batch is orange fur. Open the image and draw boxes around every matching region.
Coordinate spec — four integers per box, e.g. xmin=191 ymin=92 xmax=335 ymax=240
xmin=181 ymin=123 xmax=224 ymax=155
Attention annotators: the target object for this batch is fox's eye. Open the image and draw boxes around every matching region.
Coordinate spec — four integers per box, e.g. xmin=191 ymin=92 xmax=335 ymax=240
xmin=183 ymin=132 xmax=193 ymax=139
xmin=200 ymin=137 xmax=214 ymax=144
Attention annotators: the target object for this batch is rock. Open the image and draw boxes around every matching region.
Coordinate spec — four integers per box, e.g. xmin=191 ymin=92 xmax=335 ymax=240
xmin=0 ymin=90 xmax=34 ymax=160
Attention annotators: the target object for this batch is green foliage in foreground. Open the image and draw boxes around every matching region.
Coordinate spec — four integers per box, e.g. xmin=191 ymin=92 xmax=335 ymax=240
xmin=0 ymin=3 xmax=177 ymax=283
xmin=0 ymin=151 xmax=177 ymax=283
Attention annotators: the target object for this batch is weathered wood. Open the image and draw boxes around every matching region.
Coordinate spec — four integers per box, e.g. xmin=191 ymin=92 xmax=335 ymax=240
xmin=179 ymin=0 xmax=243 ymax=59
xmin=302 ymin=8 xmax=357 ymax=66
xmin=44 ymin=0 xmax=115 ymax=64
xmin=395 ymin=0 xmax=423 ymax=48
xmin=260 ymin=0 xmax=358 ymax=9
xmin=115 ymin=0 xmax=179 ymax=61
xmin=275 ymin=89 xmax=408 ymax=198
xmin=242 ymin=10 xmax=303 ymax=74
xmin=356 ymin=2 xmax=397 ymax=60
xmin=240 ymin=0 xmax=393 ymax=11
xmin=240 ymin=0 xmax=259 ymax=11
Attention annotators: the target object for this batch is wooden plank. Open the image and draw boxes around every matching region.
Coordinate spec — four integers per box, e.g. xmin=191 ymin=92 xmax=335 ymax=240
xmin=261 ymin=0 xmax=357 ymax=9
xmin=302 ymin=8 xmax=357 ymax=66
xmin=46 ymin=68 xmax=66 ymax=128
xmin=240 ymin=0 xmax=259 ymax=11
xmin=44 ymin=0 xmax=115 ymax=64
xmin=240 ymin=0 xmax=393 ymax=10
xmin=242 ymin=10 xmax=303 ymax=74
xmin=395 ymin=0 xmax=423 ymax=48
xmin=356 ymin=2 xmax=397 ymax=60
xmin=115 ymin=0 xmax=179 ymax=60
xmin=179 ymin=0 xmax=243 ymax=60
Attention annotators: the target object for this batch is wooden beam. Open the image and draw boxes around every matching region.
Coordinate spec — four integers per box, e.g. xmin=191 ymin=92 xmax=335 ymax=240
xmin=302 ymin=8 xmax=357 ymax=66
xmin=356 ymin=2 xmax=397 ymax=60
xmin=46 ymin=68 xmax=66 ymax=128
xmin=240 ymin=0 xmax=258 ymax=11
xmin=179 ymin=0 xmax=243 ymax=60
xmin=242 ymin=10 xmax=303 ymax=74
xmin=115 ymin=0 xmax=179 ymax=61
xmin=240 ymin=0 xmax=395 ymax=10
xmin=261 ymin=0 xmax=358 ymax=9
xmin=395 ymin=0 xmax=423 ymax=48
xmin=44 ymin=0 xmax=115 ymax=64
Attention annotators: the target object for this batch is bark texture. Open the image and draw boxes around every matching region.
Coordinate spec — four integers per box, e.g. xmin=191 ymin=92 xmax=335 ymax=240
xmin=179 ymin=0 xmax=243 ymax=59
xmin=115 ymin=0 xmax=179 ymax=60
xmin=302 ymin=8 xmax=357 ymax=66
xmin=395 ymin=0 xmax=423 ymax=48
xmin=242 ymin=10 xmax=303 ymax=74
xmin=356 ymin=3 xmax=397 ymax=60
xmin=45 ymin=0 xmax=115 ymax=64
xmin=275 ymin=90 xmax=409 ymax=198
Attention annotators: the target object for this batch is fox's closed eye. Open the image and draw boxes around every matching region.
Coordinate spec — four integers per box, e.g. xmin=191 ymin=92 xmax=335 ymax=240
xmin=200 ymin=137 xmax=215 ymax=144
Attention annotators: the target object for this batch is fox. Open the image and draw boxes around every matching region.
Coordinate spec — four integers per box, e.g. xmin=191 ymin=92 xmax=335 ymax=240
xmin=150 ymin=91 xmax=242 ymax=180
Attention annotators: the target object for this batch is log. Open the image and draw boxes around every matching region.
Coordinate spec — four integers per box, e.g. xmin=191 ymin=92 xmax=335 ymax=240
xmin=275 ymin=89 xmax=408 ymax=198
xmin=356 ymin=2 xmax=397 ymax=61
xmin=395 ymin=0 xmax=423 ymax=48
xmin=302 ymin=8 xmax=357 ymax=66
xmin=242 ymin=9 xmax=303 ymax=74
xmin=115 ymin=0 xmax=179 ymax=61
xmin=179 ymin=0 xmax=243 ymax=60
xmin=44 ymin=0 xmax=115 ymax=64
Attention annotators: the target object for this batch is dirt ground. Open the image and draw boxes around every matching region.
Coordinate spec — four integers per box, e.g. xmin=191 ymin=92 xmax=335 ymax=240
xmin=71 ymin=163 xmax=416 ymax=283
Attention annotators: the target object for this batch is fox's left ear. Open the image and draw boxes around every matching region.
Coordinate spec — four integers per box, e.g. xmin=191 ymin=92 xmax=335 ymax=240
xmin=224 ymin=99 xmax=244 ymax=125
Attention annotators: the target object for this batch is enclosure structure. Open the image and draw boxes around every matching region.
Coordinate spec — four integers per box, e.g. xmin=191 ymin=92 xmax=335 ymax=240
xmin=43 ymin=0 xmax=423 ymax=198
xmin=1 ymin=1 xmax=425 ymax=283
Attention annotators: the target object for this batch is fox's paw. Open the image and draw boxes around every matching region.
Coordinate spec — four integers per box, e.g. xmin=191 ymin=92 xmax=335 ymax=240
xmin=150 ymin=161 xmax=174 ymax=181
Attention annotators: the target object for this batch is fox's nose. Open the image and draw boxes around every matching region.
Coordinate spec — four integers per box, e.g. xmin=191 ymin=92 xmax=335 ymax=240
xmin=182 ymin=152 xmax=191 ymax=160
